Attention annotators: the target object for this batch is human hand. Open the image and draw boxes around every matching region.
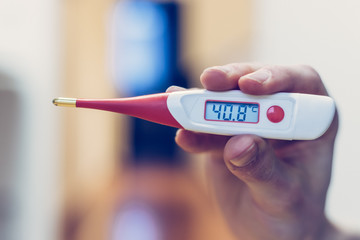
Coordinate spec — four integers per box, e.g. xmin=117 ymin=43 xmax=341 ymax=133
xmin=169 ymin=63 xmax=340 ymax=240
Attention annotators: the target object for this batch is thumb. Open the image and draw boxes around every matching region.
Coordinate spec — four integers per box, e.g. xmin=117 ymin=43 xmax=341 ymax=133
xmin=224 ymin=135 xmax=275 ymax=182
xmin=223 ymin=135 xmax=298 ymax=216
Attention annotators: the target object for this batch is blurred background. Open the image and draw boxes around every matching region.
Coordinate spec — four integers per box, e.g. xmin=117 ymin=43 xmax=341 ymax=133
xmin=0 ymin=0 xmax=359 ymax=239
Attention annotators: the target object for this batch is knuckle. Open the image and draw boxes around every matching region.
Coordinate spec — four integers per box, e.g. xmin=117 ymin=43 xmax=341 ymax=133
xmin=246 ymin=157 xmax=274 ymax=182
xmin=266 ymin=64 xmax=327 ymax=95
xmin=232 ymin=148 xmax=275 ymax=183
xmin=301 ymin=65 xmax=322 ymax=81
xmin=261 ymin=64 xmax=293 ymax=82
xmin=297 ymin=64 xmax=325 ymax=92
xmin=299 ymin=64 xmax=320 ymax=79
xmin=260 ymin=64 xmax=277 ymax=73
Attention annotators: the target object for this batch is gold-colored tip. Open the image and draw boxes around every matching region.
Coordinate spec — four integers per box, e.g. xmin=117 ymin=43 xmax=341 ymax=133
xmin=52 ymin=97 xmax=77 ymax=107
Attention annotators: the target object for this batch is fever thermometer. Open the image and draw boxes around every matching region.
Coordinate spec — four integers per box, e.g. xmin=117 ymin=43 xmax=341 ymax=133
xmin=53 ymin=89 xmax=335 ymax=140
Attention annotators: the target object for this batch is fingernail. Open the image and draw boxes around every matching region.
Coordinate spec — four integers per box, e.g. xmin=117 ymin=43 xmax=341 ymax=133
xmin=175 ymin=129 xmax=181 ymax=137
xmin=166 ymin=85 xmax=185 ymax=92
xmin=230 ymin=143 xmax=257 ymax=167
xmin=213 ymin=66 xmax=229 ymax=73
xmin=204 ymin=66 xmax=229 ymax=75
xmin=244 ymin=69 xmax=271 ymax=83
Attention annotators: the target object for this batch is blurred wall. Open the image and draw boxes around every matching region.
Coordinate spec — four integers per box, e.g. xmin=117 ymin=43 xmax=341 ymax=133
xmin=60 ymin=0 xmax=253 ymax=239
xmin=181 ymin=0 xmax=252 ymax=86
xmin=61 ymin=0 xmax=120 ymax=239
xmin=0 ymin=0 xmax=61 ymax=239
xmin=251 ymin=0 xmax=360 ymax=232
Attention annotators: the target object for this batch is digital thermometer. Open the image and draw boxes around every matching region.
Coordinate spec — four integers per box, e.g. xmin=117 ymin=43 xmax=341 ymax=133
xmin=53 ymin=89 xmax=335 ymax=140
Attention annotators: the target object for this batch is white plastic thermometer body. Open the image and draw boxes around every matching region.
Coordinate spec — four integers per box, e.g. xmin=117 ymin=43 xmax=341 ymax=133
xmin=167 ymin=89 xmax=335 ymax=140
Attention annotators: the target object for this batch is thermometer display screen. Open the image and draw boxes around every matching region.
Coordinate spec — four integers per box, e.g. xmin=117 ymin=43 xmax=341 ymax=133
xmin=205 ymin=101 xmax=259 ymax=123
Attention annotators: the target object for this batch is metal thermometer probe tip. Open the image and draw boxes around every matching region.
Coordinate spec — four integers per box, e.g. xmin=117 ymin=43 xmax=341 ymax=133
xmin=53 ymin=97 xmax=77 ymax=107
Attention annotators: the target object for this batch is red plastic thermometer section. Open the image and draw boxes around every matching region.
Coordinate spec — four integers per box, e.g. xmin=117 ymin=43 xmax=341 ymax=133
xmin=76 ymin=93 xmax=183 ymax=129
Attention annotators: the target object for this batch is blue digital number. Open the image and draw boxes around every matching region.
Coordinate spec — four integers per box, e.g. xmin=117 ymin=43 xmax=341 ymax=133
xmin=223 ymin=104 xmax=233 ymax=121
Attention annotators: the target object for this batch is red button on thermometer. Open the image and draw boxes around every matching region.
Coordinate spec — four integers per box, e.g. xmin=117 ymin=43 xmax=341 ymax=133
xmin=266 ymin=106 xmax=285 ymax=123
xmin=53 ymin=89 xmax=335 ymax=140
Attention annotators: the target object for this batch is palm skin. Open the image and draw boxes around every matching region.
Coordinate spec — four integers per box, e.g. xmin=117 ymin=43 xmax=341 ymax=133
xmin=169 ymin=63 xmax=344 ymax=240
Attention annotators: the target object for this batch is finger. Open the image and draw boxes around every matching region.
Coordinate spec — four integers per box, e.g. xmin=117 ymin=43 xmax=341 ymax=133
xmin=223 ymin=135 xmax=300 ymax=216
xmin=238 ymin=64 xmax=328 ymax=95
xmin=175 ymin=129 xmax=230 ymax=153
xmin=200 ymin=63 xmax=263 ymax=91
xmin=166 ymin=85 xmax=186 ymax=93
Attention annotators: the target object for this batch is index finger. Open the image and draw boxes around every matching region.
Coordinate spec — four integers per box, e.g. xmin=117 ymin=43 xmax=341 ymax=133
xmin=238 ymin=64 xmax=328 ymax=96
xmin=200 ymin=63 xmax=263 ymax=91
xmin=200 ymin=63 xmax=328 ymax=96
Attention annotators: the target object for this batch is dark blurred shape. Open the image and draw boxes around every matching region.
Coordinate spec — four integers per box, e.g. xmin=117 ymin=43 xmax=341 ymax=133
xmin=113 ymin=0 xmax=188 ymax=165
xmin=0 ymin=72 xmax=20 ymax=240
